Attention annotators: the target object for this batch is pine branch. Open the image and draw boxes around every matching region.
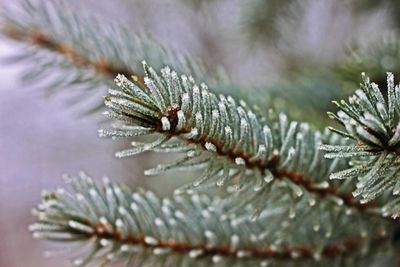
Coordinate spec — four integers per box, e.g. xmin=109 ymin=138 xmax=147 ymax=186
xmin=98 ymin=62 xmax=386 ymax=217
xmin=2 ymin=24 xmax=136 ymax=81
xmin=241 ymin=0 xmax=306 ymax=46
xmin=31 ymin=173 xmax=392 ymax=267
xmin=250 ymin=76 xmax=345 ymax=127
xmin=337 ymin=31 xmax=400 ymax=90
xmin=322 ymin=72 xmax=400 ymax=219
xmin=1 ymin=0 xmax=219 ymax=113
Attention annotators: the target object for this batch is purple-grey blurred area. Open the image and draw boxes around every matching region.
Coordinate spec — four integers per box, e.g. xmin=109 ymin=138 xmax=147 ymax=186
xmin=0 ymin=0 xmax=394 ymax=266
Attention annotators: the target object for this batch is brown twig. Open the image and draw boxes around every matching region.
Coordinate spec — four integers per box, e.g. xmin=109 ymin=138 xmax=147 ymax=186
xmin=92 ymin=220 xmax=388 ymax=261
xmin=2 ymin=25 xmax=143 ymax=83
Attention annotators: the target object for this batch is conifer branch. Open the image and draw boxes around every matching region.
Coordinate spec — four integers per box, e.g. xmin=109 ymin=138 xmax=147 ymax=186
xmin=338 ymin=31 xmax=400 ymax=89
xmin=1 ymin=0 xmax=218 ymax=112
xmin=99 ymin=62 xmax=384 ymax=217
xmin=31 ymin=173 xmax=391 ymax=267
xmin=2 ymin=24 xmax=138 ymax=81
xmin=5 ymin=1 xmax=399 ymax=266
xmin=322 ymin=73 xmax=400 ymax=219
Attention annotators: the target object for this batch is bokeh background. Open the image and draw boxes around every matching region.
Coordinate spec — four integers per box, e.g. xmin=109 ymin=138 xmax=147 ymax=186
xmin=1 ymin=0 xmax=399 ymax=266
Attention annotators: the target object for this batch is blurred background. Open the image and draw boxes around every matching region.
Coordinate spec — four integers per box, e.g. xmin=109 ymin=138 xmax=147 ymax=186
xmin=1 ymin=0 xmax=400 ymax=266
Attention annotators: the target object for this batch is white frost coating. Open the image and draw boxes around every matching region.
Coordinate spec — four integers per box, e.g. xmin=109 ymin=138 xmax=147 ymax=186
xmin=289 ymin=208 xmax=296 ymax=219
xmin=239 ymin=99 xmax=247 ymax=107
xmin=161 ymin=117 xmax=171 ymax=131
xmin=237 ymin=250 xmax=251 ymax=258
xmin=291 ymin=251 xmax=301 ymax=259
xmin=230 ymin=234 xmax=240 ymax=250
xmin=193 ymin=85 xmax=200 ymax=95
xmin=190 ymin=194 xmax=200 ymax=203
xmin=175 ymin=210 xmax=185 ymax=219
xmin=76 ymin=193 xmax=84 ymax=201
xmin=313 ymin=252 xmax=322 ymax=261
xmin=176 ymin=110 xmax=185 ymax=130
xmin=240 ymin=119 xmax=249 ymax=136
xmin=263 ymin=125 xmax=272 ymax=151
xmin=187 ymin=150 xmax=196 ymax=157
xmin=296 ymin=132 xmax=304 ymax=140
xmin=181 ymin=93 xmax=190 ymax=111
xmin=68 ymin=220 xmax=94 ymax=234
xmin=201 ymin=209 xmax=210 ymax=218
xmin=264 ymin=171 xmax=274 ymax=183
xmin=115 ymin=218 xmax=124 ymax=228
xmin=212 ymin=255 xmax=223 ymax=263
xmin=120 ymin=245 xmax=129 ymax=252
xmin=168 ymin=218 xmax=177 ymax=226
xmin=120 ymin=244 xmax=142 ymax=253
xmin=130 ymin=202 xmax=139 ymax=212
xmin=204 ymin=230 xmax=217 ymax=246
xmin=114 ymin=74 xmax=125 ymax=87
xmin=289 ymin=183 xmax=303 ymax=198
xmin=106 ymin=187 xmax=113 ymax=196
xmin=313 ymin=181 xmax=329 ymax=189
xmin=184 ymin=128 xmax=198 ymax=139
xmin=99 ymin=217 xmax=109 ymax=225
xmin=89 ymin=188 xmax=98 ymax=197
xmin=161 ymin=66 xmax=171 ymax=73
xmin=56 ymin=188 xmax=65 ymax=195
xmin=106 ymin=253 xmax=115 ymax=260
xmin=235 ymin=157 xmax=245 ymax=165
xmin=201 ymin=89 xmax=209 ymax=99
xmin=227 ymin=96 xmax=236 ymax=104
xmin=212 ymin=109 xmax=219 ymax=118
xmin=205 ymin=142 xmax=217 ymax=152
xmin=189 ymin=249 xmax=204 ymax=258
xmin=218 ymin=102 xmax=227 ymax=111
xmin=325 ymin=231 xmax=332 ymax=238
xmin=118 ymin=206 xmax=127 ymax=215
xmin=155 ymin=218 xmax=164 ymax=227
xmin=288 ymin=147 xmax=296 ymax=158
xmin=132 ymin=192 xmax=141 ymax=201
xmin=161 ymin=205 xmax=171 ymax=216
xmin=153 ymin=248 xmax=170 ymax=255
xmin=192 ymin=86 xmax=201 ymax=114
xmin=32 ymin=232 xmax=41 ymax=239
xmin=173 ymin=188 xmax=183 ymax=195
xmin=144 ymin=76 xmax=166 ymax=110
xmin=394 ymin=183 xmax=400 ymax=195
xmin=389 ymin=123 xmax=400 ymax=146
xmin=200 ymin=82 xmax=208 ymax=90
xmin=269 ymin=244 xmax=278 ymax=252
xmin=195 ymin=113 xmax=203 ymax=130
xmin=144 ymin=236 xmax=158 ymax=246
xmin=114 ymin=186 xmax=122 ymax=196
xmin=100 ymin=238 xmax=110 ymax=247
xmin=73 ymin=259 xmax=84 ymax=266
xmin=360 ymin=230 xmax=368 ymax=238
